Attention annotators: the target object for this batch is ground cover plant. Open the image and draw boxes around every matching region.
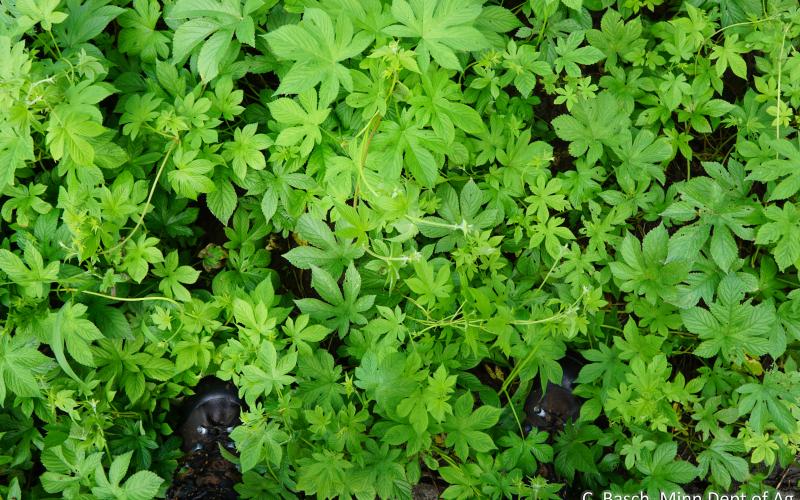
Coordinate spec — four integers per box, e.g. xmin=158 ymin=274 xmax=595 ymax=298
xmin=1 ymin=0 xmax=800 ymax=497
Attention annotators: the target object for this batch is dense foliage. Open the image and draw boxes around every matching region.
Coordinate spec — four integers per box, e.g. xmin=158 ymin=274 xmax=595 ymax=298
xmin=2 ymin=0 xmax=800 ymax=497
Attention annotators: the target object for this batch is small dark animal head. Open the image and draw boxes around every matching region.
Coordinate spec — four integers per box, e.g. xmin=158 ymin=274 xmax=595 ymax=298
xmin=179 ymin=376 xmax=242 ymax=452
xmin=524 ymin=382 xmax=581 ymax=431
xmin=523 ymin=352 xmax=584 ymax=433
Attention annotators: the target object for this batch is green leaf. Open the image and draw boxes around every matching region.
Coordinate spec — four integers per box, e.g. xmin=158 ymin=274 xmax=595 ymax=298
xmin=118 ymin=0 xmax=170 ymax=62
xmin=241 ymin=341 xmax=297 ymax=407
xmin=425 ymin=365 xmax=456 ymax=422
xmin=524 ymin=177 xmax=569 ymax=222
xmin=370 ymin=109 xmax=447 ymax=186
xmin=561 ymin=0 xmax=582 ymax=10
xmin=123 ymin=235 xmax=163 ymax=283
xmin=223 ymin=123 xmax=272 ymax=179
xmin=384 ymin=0 xmax=489 ymax=71
xmin=46 ymin=107 xmax=106 ymax=166
xmin=120 ymin=93 xmax=162 ymax=140
xmin=709 ymin=224 xmax=738 ymax=272
xmin=554 ymin=32 xmax=605 ymax=78
xmin=552 ymin=93 xmax=628 ymax=165
xmin=696 ymin=435 xmax=748 ymax=489
xmin=409 ymin=67 xmax=485 ymax=143
xmin=231 ymin=418 xmax=288 ymax=472
xmin=397 ymin=389 xmax=429 ymax=434
xmin=296 ymin=451 xmax=353 ymax=499
xmin=260 ymin=188 xmax=279 ymax=221
xmin=736 ymin=370 xmax=798 ymax=434
xmin=586 ymin=10 xmax=646 ymax=66
xmin=736 ymin=371 xmax=797 ymax=433
xmin=295 ymin=264 xmax=375 ymax=337
xmin=405 ymin=260 xmax=452 ymax=307
xmin=710 ymin=34 xmax=748 ymax=79
xmin=197 ymin=28 xmax=233 ymax=82
xmin=612 ymin=129 xmax=673 ymax=191
xmin=167 ymin=147 xmax=217 ymax=200
xmin=637 ymin=442 xmax=698 ymax=497
xmin=746 ymin=139 xmax=800 ymax=201
xmin=168 ymin=0 xmax=257 ymax=81
xmin=0 ymin=245 xmax=60 ymax=298
xmin=40 ymin=303 xmax=104 ymax=388
xmin=172 ymin=18 xmax=218 ymax=63
xmin=528 ymin=215 xmax=575 ymax=258
xmin=443 ymin=393 xmax=501 ymax=460
xmin=109 ymin=451 xmax=133 ymax=486
xmin=417 ymin=180 xmax=499 ymax=252
xmin=664 ymin=163 xmax=756 ymax=271
xmin=354 ymin=351 xmax=416 ymax=409
xmin=55 ymin=0 xmax=124 ymax=47
xmin=206 ymin=176 xmax=237 ymax=225
xmin=756 ymin=203 xmax=800 ymax=271
xmin=268 ymin=88 xmax=330 ymax=157
xmin=0 ymin=334 xmax=51 ymax=402
xmin=283 ymin=315 xmax=331 ymax=355
xmin=124 ymin=470 xmax=164 ymax=500
xmin=283 ymin=213 xmax=364 ymax=278
xmin=609 ymin=226 xmax=689 ymax=305
xmin=501 ymin=40 xmax=550 ymax=98
xmin=681 ymin=275 xmax=775 ymax=364
xmin=15 ymin=0 xmax=69 ymax=31
xmin=152 ymin=250 xmax=200 ymax=301
xmin=0 ymin=130 xmax=34 ymax=192
xmin=265 ymin=8 xmax=373 ymax=106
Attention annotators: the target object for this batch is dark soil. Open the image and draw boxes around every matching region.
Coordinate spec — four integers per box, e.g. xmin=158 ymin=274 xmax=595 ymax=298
xmin=768 ymin=461 xmax=800 ymax=495
xmin=166 ymin=446 xmax=241 ymax=500
xmin=195 ymin=198 xmax=230 ymax=248
xmin=265 ymin=231 xmax=313 ymax=298
xmin=167 ymin=376 xmax=242 ymax=500
xmin=412 ymin=482 xmax=441 ymax=500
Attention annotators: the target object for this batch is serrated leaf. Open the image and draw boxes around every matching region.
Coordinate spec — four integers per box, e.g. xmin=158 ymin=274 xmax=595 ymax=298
xmin=682 ymin=276 xmax=775 ymax=364
xmin=124 ymin=470 xmax=164 ymax=500
xmin=268 ymin=88 xmax=330 ymax=157
xmin=0 ymin=130 xmax=34 ymax=191
xmin=756 ymin=203 xmax=800 ymax=271
xmin=46 ymin=107 xmax=105 ymax=166
xmin=697 ymin=436 xmax=748 ymax=489
xmin=55 ymin=0 xmax=124 ymax=46
xmin=552 ymin=93 xmax=627 ymax=165
xmin=709 ymin=224 xmax=738 ymax=272
xmin=197 ymin=28 xmax=233 ymax=82
xmin=118 ymin=0 xmax=170 ymax=62
xmin=384 ymin=0 xmax=488 ymax=71
xmin=167 ymin=148 xmax=217 ymax=200
xmin=283 ymin=213 xmax=364 ymax=278
xmin=295 ymin=264 xmax=375 ymax=336
xmin=0 ymin=335 xmax=50 ymax=402
xmin=206 ymin=177 xmax=237 ymax=225
xmin=265 ymin=8 xmax=373 ymax=105
xmin=443 ymin=394 xmax=501 ymax=460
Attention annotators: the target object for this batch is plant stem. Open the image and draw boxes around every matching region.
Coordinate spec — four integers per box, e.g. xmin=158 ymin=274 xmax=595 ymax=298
xmin=103 ymin=138 xmax=179 ymax=256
